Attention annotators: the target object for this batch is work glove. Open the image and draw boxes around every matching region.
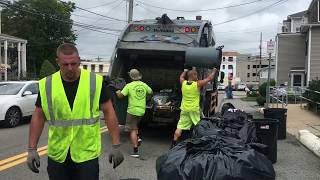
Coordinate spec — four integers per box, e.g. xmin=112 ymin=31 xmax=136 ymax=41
xmin=27 ymin=148 xmax=40 ymax=173
xmin=108 ymin=144 xmax=124 ymax=169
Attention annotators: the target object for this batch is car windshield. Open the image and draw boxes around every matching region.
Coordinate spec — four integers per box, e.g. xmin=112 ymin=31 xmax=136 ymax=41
xmin=0 ymin=83 xmax=25 ymax=95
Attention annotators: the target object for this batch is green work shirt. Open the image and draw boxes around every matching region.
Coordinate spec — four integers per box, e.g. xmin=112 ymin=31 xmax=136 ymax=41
xmin=121 ymin=81 xmax=152 ymax=116
xmin=180 ymin=80 xmax=200 ymax=112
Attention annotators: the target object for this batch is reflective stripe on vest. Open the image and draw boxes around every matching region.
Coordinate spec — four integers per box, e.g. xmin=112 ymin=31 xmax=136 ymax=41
xmin=47 ymin=117 xmax=99 ymax=127
xmin=45 ymin=71 xmax=97 ymax=127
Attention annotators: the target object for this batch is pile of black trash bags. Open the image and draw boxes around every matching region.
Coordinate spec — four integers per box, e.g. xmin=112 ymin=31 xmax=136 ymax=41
xmin=156 ymin=103 xmax=275 ymax=180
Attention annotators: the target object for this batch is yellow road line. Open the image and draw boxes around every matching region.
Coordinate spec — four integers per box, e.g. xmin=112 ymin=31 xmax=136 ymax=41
xmin=0 ymin=146 xmax=47 ymax=166
xmin=0 ymin=126 xmax=108 ymax=171
xmin=0 ymin=150 xmax=47 ymax=171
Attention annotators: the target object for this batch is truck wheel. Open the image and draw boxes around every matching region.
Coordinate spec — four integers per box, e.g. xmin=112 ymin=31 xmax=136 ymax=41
xmin=4 ymin=107 xmax=22 ymax=128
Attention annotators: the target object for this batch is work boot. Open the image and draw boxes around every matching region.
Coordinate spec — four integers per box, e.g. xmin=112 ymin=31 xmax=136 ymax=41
xmin=130 ymin=147 xmax=139 ymax=158
xmin=138 ymin=136 xmax=142 ymax=147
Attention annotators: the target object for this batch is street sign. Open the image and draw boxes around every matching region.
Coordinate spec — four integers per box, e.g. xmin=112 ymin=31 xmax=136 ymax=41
xmin=267 ymin=40 xmax=275 ymax=54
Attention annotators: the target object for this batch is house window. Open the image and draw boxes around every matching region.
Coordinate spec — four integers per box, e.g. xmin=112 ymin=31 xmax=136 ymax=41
xmin=247 ymin=73 xmax=250 ymax=78
xmin=296 ymin=27 xmax=300 ymax=32
xmin=1 ymin=73 xmax=4 ymax=80
xmin=91 ymin=64 xmax=95 ymax=71
xmin=222 ymin=57 xmax=226 ymax=61
xmin=99 ymin=65 xmax=103 ymax=72
xmin=247 ymin=65 xmax=250 ymax=70
xmin=253 ymin=73 xmax=257 ymax=77
xmin=228 ymin=57 xmax=233 ymax=62
xmin=253 ymin=65 xmax=256 ymax=68
xmin=228 ymin=65 xmax=233 ymax=70
xmin=83 ymin=65 xmax=87 ymax=69
xmin=222 ymin=65 xmax=225 ymax=69
xmin=261 ymin=65 xmax=268 ymax=68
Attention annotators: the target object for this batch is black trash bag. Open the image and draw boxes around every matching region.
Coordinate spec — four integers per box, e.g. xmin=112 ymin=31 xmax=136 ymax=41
xmin=193 ymin=116 xmax=257 ymax=143
xmin=156 ymin=136 xmax=275 ymax=180
xmin=192 ymin=117 xmax=238 ymax=139
xmin=220 ymin=102 xmax=236 ymax=116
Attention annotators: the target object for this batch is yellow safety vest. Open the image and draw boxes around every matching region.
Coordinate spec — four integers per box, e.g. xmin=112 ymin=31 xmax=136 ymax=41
xmin=39 ymin=69 xmax=102 ymax=163
xmin=180 ymin=80 xmax=200 ymax=112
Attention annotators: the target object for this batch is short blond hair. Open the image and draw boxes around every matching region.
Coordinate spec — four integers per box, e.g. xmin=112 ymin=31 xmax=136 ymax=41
xmin=56 ymin=43 xmax=79 ymax=57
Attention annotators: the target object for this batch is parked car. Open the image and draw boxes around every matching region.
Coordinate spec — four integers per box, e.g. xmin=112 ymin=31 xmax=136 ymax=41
xmin=218 ymin=83 xmax=225 ymax=90
xmin=237 ymin=83 xmax=247 ymax=91
xmin=0 ymin=81 xmax=38 ymax=127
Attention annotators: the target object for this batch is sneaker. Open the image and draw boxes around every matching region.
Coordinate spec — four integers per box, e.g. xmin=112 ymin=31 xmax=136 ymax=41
xmin=130 ymin=152 xmax=140 ymax=158
xmin=137 ymin=137 xmax=142 ymax=147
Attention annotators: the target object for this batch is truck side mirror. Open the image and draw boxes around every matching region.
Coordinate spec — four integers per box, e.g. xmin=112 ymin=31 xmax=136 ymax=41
xmin=220 ymin=71 xmax=225 ymax=83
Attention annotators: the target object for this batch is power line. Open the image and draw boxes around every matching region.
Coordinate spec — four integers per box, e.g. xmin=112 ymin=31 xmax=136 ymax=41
xmin=58 ymin=0 xmax=127 ymax=22
xmin=212 ymin=0 xmax=289 ymax=26
xmin=136 ymin=0 xmax=268 ymax=13
xmin=0 ymin=1 xmax=121 ymax=35
xmin=84 ymin=0 xmax=120 ymax=10
xmin=77 ymin=0 xmax=126 ymax=34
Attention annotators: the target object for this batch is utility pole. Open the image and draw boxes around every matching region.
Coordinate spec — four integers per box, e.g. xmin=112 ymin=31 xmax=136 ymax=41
xmin=128 ymin=0 xmax=133 ymax=23
xmin=258 ymin=32 xmax=262 ymax=82
xmin=0 ymin=7 xmax=2 ymax=34
xmin=266 ymin=39 xmax=275 ymax=107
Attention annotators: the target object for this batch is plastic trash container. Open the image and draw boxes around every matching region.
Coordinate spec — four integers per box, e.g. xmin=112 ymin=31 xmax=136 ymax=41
xmin=252 ymin=118 xmax=279 ymax=164
xmin=264 ymin=108 xmax=287 ymax=139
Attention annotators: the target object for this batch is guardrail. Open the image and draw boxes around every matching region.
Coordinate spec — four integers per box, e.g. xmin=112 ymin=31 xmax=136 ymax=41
xmin=268 ymin=86 xmax=288 ymax=108
xmin=267 ymin=86 xmax=320 ymax=112
xmin=298 ymin=87 xmax=320 ymax=113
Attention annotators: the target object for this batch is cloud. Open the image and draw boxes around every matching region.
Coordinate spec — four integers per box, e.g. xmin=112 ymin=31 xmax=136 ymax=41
xmin=73 ymin=0 xmax=312 ymax=59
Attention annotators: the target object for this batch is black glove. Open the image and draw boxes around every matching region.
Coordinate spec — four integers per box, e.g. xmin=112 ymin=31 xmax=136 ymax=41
xmin=27 ymin=148 xmax=40 ymax=173
xmin=108 ymin=144 xmax=124 ymax=169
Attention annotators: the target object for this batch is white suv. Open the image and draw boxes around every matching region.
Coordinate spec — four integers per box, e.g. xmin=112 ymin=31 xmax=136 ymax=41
xmin=0 ymin=81 xmax=38 ymax=127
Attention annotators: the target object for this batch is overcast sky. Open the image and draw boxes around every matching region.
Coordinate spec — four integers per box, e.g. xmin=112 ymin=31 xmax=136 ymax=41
xmin=71 ymin=0 xmax=312 ymax=60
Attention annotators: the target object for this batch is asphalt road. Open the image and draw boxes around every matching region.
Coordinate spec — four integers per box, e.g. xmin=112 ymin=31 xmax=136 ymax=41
xmin=0 ymin=91 xmax=320 ymax=180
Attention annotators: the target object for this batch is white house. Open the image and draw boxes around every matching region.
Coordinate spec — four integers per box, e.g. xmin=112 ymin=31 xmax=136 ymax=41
xmin=220 ymin=52 xmax=239 ymax=85
xmin=80 ymin=59 xmax=110 ymax=77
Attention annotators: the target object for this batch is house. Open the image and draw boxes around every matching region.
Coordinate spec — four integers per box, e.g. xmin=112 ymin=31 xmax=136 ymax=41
xmin=0 ymin=34 xmax=27 ymax=81
xmin=80 ymin=59 xmax=110 ymax=76
xmin=220 ymin=52 xmax=239 ymax=85
xmin=276 ymin=0 xmax=320 ymax=87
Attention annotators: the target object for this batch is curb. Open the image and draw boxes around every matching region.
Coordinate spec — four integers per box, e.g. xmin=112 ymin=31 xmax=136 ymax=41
xmin=297 ymin=130 xmax=320 ymax=158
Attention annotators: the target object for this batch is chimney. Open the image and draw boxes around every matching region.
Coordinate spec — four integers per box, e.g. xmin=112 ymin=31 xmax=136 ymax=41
xmin=196 ymin=16 xmax=202 ymax=20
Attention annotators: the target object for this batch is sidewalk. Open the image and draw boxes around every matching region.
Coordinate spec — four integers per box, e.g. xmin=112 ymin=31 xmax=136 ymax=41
xmin=285 ymin=104 xmax=320 ymax=137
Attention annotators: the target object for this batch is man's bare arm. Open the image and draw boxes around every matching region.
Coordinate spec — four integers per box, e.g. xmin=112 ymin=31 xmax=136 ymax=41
xmin=197 ymin=68 xmax=218 ymax=88
xmin=101 ymin=100 xmax=120 ymax=145
xmin=28 ymin=107 xmax=46 ymax=149
xmin=180 ymin=70 xmax=188 ymax=84
xmin=116 ymin=90 xmax=124 ymax=99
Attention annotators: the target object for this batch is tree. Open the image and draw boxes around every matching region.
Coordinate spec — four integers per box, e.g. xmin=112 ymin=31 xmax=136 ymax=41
xmin=1 ymin=0 xmax=77 ymax=77
xmin=40 ymin=60 xmax=56 ymax=78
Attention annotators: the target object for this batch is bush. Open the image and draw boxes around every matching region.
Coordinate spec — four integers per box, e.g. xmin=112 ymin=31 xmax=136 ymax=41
xmin=304 ymin=80 xmax=320 ymax=110
xmin=258 ymin=80 xmax=276 ymax=98
xmin=256 ymin=95 xmax=266 ymax=106
xmin=40 ymin=60 xmax=56 ymax=78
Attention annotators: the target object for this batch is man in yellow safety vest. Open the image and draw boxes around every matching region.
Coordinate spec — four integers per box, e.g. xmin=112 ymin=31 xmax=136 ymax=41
xmin=27 ymin=43 xmax=124 ymax=180
xmin=171 ymin=68 xmax=218 ymax=147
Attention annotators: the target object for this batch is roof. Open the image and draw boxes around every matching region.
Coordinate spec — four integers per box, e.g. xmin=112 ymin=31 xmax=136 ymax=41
xmin=288 ymin=11 xmax=307 ymax=18
xmin=0 ymin=33 xmax=27 ymax=43
xmin=308 ymin=0 xmax=318 ymax=11
xmin=222 ymin=52 xmax=239 ymax=56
